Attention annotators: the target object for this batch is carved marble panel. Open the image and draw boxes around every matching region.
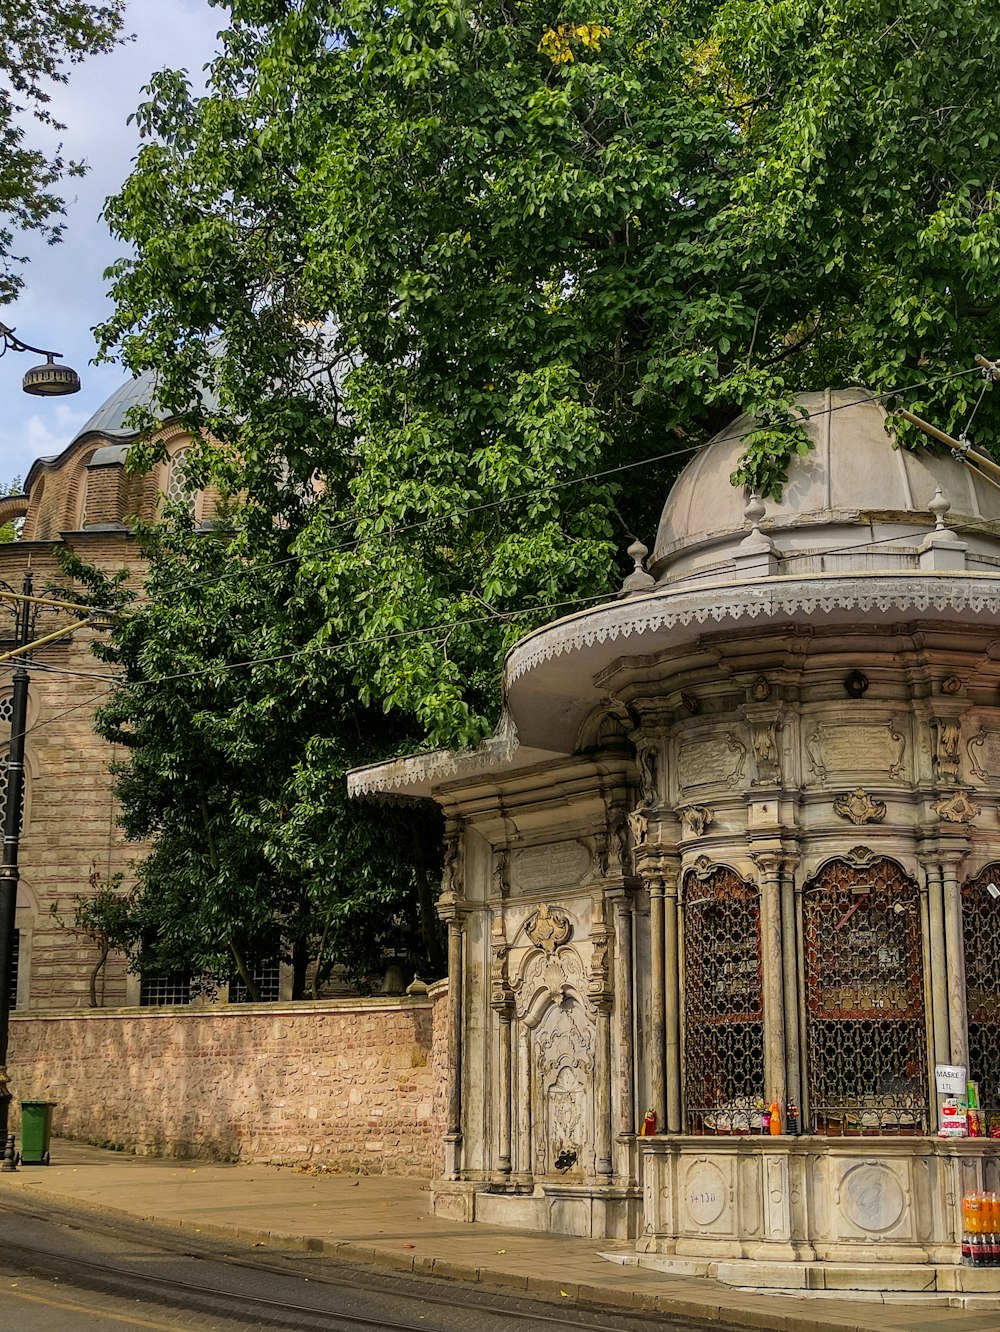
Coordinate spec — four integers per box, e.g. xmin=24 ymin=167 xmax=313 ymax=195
xmin=677 ymin=733 xmax=748 ymax=792
xmin=967 ymin=728 xmax=1000 ymax=784
xmin=511 ymin=841 xmax=590 ymax=894
xmin=804 ymin=721 xmax=907 ymax=785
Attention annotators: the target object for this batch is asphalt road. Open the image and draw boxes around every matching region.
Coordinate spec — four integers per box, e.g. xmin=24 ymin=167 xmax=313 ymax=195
xmin=0 ymin=1195 xmax=741 ymax=1332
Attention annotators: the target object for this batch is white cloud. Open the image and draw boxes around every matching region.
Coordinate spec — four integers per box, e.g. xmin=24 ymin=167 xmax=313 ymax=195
xmin=0 ymin=0 xmax=224 ymax=483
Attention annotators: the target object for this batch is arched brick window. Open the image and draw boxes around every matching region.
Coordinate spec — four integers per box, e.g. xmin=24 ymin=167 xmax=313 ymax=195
xmin=164 ymin=445 xmax=197 ymax=518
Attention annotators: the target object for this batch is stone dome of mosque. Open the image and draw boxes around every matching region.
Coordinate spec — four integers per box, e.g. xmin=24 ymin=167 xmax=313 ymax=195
xmin=650 ymin=387 xmax=1000 ymax=586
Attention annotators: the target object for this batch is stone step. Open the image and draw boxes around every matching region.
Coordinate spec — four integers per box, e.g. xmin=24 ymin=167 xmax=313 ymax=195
xmin=600 ymin=1251 xmax=1000 ymax=1298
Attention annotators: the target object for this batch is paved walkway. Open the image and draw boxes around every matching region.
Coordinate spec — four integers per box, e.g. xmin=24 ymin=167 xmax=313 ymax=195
xmin=1 ymin=1141 xmax=999 ymax=1332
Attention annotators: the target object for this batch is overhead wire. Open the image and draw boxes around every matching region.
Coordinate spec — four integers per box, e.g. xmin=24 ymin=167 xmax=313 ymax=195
xmin=0 ymin=364 xmax=992 ymax=697
xmin=121 ymin=363 xmax=985 ymax=603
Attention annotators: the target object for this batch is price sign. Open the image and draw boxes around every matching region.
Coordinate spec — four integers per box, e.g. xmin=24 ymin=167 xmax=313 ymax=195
xmin=935 ymin=1063 xmax=967 ymax=1095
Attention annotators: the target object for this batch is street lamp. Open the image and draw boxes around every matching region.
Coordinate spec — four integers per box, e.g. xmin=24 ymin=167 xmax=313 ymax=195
xmin=0 ymin=321 xmax=81 ymax=397
xmin=0 ymin=320 xmax=83 ymax=1169
xmin=0 ymin=577 xmax=35 ymax=1169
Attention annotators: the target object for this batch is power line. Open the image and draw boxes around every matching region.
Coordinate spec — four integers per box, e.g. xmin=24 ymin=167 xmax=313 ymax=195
xmin=123 ymin=366 xmax=984 ymax=602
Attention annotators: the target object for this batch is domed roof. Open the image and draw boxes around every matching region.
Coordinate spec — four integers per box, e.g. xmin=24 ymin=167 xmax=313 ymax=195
xmin=74 ymin=368 xmax=162 ymax=441
xmin=651 ymin=388 xmax=1000 ymax=583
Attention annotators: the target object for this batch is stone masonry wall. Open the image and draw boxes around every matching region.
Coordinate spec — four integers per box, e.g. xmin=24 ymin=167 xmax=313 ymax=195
xmin=9 ymin=988 xmax=450 ymax=1176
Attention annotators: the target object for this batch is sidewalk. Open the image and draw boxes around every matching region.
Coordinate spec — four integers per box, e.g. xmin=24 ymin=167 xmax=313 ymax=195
xmin=1 ymin=1140 xmax=998 ymax=1332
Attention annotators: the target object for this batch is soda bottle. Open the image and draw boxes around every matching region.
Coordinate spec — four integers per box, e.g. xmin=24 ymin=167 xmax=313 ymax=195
xmin=987 ymin=1192 xmax=1000 ymax=1267
xmin=964 ymin=1191 xmax=983 ymax=1266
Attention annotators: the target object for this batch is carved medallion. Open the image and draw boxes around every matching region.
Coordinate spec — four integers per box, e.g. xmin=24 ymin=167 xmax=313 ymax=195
xmin=678 ymin=805 xmax=714 ymax=838
xmin=833 ymin=788 xmax=887 ymax=826
xmin=525 ymin=903 xmax=572 ymax=954
xmin=932 ymin=791 xmax=981 ymax=824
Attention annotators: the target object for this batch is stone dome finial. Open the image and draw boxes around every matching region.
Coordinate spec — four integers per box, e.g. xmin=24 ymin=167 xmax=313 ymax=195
xmin=744 ymin=492 xmax=767 ymax=534
xmin=929 ymin=486 xmax=951 ymax=531
xmin=619 ymin=538 xmax=655 ymax=598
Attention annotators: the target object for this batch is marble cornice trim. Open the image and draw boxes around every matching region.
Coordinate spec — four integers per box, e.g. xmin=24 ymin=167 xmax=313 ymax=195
xmin=505 ymin=572 xmax=1000 ymax=687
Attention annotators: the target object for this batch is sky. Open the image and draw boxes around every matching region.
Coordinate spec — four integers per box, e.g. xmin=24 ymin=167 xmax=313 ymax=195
xmin=0 ymin=0 xmax=225 ymax=487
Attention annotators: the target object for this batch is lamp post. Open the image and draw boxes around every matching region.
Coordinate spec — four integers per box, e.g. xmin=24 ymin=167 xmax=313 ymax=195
xmin=0 ymin=322 xmax=81 ymax=397
xmin=0 ymin=321 xmax=82 ymax=1168
xmin=0 ymin=576 xmax=36 ymax=1168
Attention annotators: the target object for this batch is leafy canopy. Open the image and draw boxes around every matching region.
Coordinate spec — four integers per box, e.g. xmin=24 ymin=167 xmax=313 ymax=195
xmin=60 ymin=516 xmax=445 ymax=997
xmin=0 ymin=0 xmax=127 ymax=302
xmin=97 ymin=0 xmax=1000 ymax=755
xmin=81 ymin=0 xmax=1000 ymax=992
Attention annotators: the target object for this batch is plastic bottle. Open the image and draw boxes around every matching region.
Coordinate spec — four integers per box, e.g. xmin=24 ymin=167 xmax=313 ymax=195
xmin=962 ymin=1192 xmax=976 ymax=1266
xmin=761 ymin=1105 xmax=771 ymax=1134
xmin=987 ymin=1192 xmax=1000 ymax=1267
xmin=966 ymin=1192 xmax=985 ymax=1266
xmin=769 ymin=1100 xmax=782 ymax=1135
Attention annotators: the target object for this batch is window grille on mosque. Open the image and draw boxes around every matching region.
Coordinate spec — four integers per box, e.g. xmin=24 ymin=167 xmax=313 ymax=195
xmin=962 ymin=865 xmax=1000 ymax=1130
xmin=139 ymin=973 xmax=192 ymax=1006
xmin=803 ymin=856 xmax=928 ymax=1135
xmin=228 ymin=962 xmax=281 ymax=1004
xmin=164 ymin=447 xmax=197 ymax=517
xmin=682 ymin=865 xmax=766 ymax=1133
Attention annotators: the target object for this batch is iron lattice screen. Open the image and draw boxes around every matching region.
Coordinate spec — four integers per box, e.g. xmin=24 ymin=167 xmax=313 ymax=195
xmin=962 ymin=865 xmax=1000 ymax=1128
xmin=683 ymin=865 xmax=765 ymax=1133
xmin=139 ymin=973 xmax=192 ymax=1006
xmin=803 ymin=856 xmax=928 ymax=1135
xmin=228 ymin=962 xmax=281 ymax=1003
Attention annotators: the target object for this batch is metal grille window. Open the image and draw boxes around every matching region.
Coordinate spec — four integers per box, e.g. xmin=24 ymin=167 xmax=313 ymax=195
xmin=803 ymin=855 xmax=927 ymax=1135
xmin=228 ymin=962 xmax=281 ymax=1004
xmin=139 ymin=973 xmax=192 ymax=1006
xmin=683 ymin=865 xmax=765 ymax=1133
xmin=962 ymin=865 xmax=1000 ymax=1127
xmin=164 ymin=447 xmax=196 ymax=516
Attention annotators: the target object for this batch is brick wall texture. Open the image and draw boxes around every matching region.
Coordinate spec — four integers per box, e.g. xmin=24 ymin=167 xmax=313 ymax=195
xmin=9 ymin=987 xmax=450 ymax=1176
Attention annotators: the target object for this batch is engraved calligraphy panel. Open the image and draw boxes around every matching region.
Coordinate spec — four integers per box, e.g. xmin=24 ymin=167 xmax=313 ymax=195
xmin=804 ymin=721 xmax=907 ymax=784
xmin=677 ymin=735 xmax=748 ymax=791
xmin=512 ymin=842 xmax=590 ymax=893
xmin=967 ymin=728 xmax=1000 ymax=783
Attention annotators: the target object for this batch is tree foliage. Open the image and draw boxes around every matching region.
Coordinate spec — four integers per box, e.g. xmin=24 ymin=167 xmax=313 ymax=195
xmin=86 ymin=0 xmax=1000 ymax=978
xmin=97 ymin=0 xmax=1000 ymax=748
xmin=60 ymin=519 xmax=445 ymax=997
xmin=0 ymin=0 xmax=126 ymax=302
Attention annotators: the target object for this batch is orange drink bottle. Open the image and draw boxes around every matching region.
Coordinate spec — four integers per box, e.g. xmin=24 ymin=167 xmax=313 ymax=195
xmin=988 ymin=1192 xmax=1000 ymax=1267
xmin=964 ymin=1191 xmax=983 ymax=1265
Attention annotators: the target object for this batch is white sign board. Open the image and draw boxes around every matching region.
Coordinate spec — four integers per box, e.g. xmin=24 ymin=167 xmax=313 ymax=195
xmin=935 ymin=1063 xmax=967 ymax=1096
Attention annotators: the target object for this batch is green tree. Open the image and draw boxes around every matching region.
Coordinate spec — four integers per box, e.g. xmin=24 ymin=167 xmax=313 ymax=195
xmin=0 ymin=476 xmax=23 ymax=542
xmin=59 ymin=516 xmax=445 ymax=998
xmin=0 ymin=1 xmax=127 ymax=302
xmin=97 ymin=0 xmax=1000 ymax=749
xmin=87 ymin=0 xmax=1000 ymax=976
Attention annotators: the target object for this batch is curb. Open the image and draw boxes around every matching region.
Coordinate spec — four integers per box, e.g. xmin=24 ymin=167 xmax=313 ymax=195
xmin=6 ymin=1181 xmax=973 ymax=1332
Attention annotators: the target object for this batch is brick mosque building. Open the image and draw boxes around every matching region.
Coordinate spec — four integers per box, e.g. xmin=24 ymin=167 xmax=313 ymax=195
xmin=0 ymin=373 xmax=206 ymax=1011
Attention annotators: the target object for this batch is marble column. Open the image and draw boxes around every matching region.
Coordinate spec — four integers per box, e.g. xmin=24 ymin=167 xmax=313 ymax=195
xmin=925 ymin=860 xmax=952 ymax=1076
xmin=595 ymin=1002 xmax=613 ymax=1180
xmin=941 ymin=852 xmax=969 ymax=1069
xmin=753 ymin=853 xmax=788 ymax=1114
xmin=442 ymin=918 xmax=465 ymax=1178
xmin=515 ymin=1020 xmax=532 ymax=1183
xmin=648 ymin=875 xmax=667 ymax=1130
xmin=663 ymin=866 xmax=682 ymax=1133
xmin=779 ymin=857 xmax=802 ymax=1112
xmin=611 ymin=894 xmax=635 ymax=1157
xmin=497 ymin=1011 xmax=512 ymax=1176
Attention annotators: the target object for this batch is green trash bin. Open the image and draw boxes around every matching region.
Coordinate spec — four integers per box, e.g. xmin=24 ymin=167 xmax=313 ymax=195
xmin=20 ymin=1100 xmax=57 ymax=1165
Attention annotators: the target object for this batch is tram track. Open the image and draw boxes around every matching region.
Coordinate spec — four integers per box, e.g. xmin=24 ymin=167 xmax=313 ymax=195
xmin=0 ymin=1194 xmax=727 ymax=1332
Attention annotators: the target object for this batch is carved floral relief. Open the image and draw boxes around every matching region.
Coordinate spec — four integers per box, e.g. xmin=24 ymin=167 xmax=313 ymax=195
xmin=833 ymin=788 xmax=887 ymax=826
